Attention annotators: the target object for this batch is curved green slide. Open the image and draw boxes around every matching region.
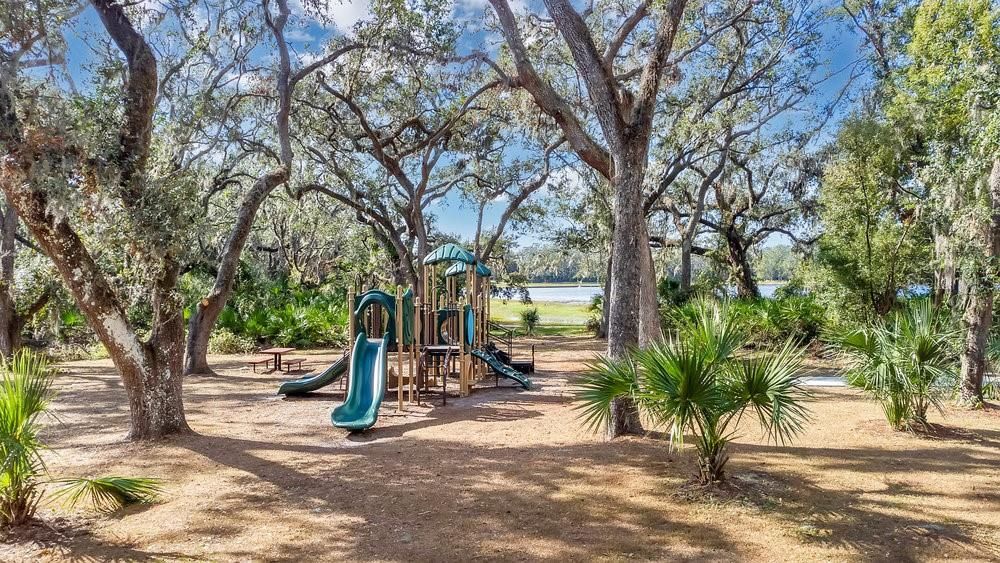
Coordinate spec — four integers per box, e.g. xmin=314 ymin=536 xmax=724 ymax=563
xmin=277 ymin=355 xmax=349 ymax=396
xmin=471 ymin=348 xmax=532 ymax=390
xmin=331 ymin=331 xmax=390 ymax=431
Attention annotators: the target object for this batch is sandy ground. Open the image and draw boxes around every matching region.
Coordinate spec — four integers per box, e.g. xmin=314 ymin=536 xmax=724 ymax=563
xmin=2 ymin=335 xmax=999 ymax=562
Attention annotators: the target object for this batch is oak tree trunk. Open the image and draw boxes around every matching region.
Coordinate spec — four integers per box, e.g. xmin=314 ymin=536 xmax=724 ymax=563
xmin=0 ymin=201 xmax=16 ymax=356
xmin=958 ymin=159 xmax=1000 ymax=405
xmin=606 ymin=148 xmax=646 ymax=437
xmin=638 ymin=222 xmax=662 ymax=347
xmin=185 ymin=171 xmax=287 ymax=375
xmin=679 ymin=237 xmax=693 ymax=293
xmin=725 ymin=231 xmax=759 ymax=299
xmin=1 ymin=174 xmax=191 ymax=439
xmin=598 ymin=253 xmax=612 ymax=339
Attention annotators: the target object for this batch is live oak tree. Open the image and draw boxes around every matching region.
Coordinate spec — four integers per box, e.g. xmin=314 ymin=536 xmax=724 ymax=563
xmin=1 ymin=0 xmax=192 ymax=439
xmin=183 ymin=0 xmax=361 ymax=375
xmin=643 ymin=0 xmax=839 ymax=293
xmin=897 ymin=0 xmax=1000 ymax=404
xmin=482 ymin=0 xmax=833 ymax=435
xmin=297 ymin=34 xmax=545 ymax=295
xmin=0 ymin=199 xmax=52 ymax=356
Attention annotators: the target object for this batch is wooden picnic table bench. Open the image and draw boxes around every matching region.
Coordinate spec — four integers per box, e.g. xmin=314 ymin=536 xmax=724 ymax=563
xmin=256 ymin=347 xmax=296 ymax=372
xmin=248 ymin=357 xmax=272 ymax=373
xmin=282 ymin=358 xmax=306 ymax=372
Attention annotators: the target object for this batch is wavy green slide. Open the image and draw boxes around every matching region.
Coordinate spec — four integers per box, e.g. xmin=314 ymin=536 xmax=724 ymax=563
xmin=471 ymin=348 xmax=532 ymax=390
xmin=277 ymin=355 xmax=349 ymax=396
xmin=331 ymin=331 xmax=389 ymax=431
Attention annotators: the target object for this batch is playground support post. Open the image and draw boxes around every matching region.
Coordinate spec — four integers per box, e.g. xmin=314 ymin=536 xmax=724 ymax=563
xmin=396 ymin=285 xmax=404 ymax=411
xmin=412 ymin=297 xmax=420 ymax=404
xmin=458 ymin=295 xmax=467 ymax=396
xmin=347 ymin=292 xmax=355 ymax=394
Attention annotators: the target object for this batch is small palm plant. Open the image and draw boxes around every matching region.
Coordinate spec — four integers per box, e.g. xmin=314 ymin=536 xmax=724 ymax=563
xmin=578 ymin=299 xmax=810 ymax=484
xmin=985 ymin=337 xmax=1000 ymax=401
xmin=0 ymin=350 xmax=163 ymax=527
xmin=520 ymin=307 xmax=540 ymax=336
xmin=831 ymin=300 xmax=957 ymax=430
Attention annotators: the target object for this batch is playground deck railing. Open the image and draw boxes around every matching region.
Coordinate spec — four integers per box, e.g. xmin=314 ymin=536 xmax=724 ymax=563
xmin=488 ymin=320 xmax=514 ymax=357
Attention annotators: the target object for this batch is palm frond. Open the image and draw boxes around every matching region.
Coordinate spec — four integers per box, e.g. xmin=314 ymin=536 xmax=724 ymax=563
xmin=724 ymin=339 xmax=811 ymax=444
xmin=50 ymin=477 xmax=163 ymax=513
xmin=635 ymin=340 xmax=724 ymax=450
xmin=673 ymin=298 xmax=747 ymax=365
xmin=0 ymin=350 xmax=56 ymax=525
xmin=575 ymin=354 xmax=639 ymax=434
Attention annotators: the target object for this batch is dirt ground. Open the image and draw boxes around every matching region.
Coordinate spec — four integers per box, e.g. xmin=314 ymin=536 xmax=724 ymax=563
xmin=2 ymin=335 xmax=999 ymax=562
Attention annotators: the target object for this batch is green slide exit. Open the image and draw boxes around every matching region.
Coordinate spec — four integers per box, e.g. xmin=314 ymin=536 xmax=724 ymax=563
xmin=471 ymin=348 xmax=532 ymax=390
xmin=277 ymin=355 xmax=349 ymax=396
xmin=331 ymin=332 xmax=389 ymax=431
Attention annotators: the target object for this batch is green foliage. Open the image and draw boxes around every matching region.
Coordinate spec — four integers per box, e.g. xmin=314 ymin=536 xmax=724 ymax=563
xmin=578 ymin=300 xmax=810 ymax=484
xmin=0 ymin=350 xmax=52 ymax=526
xmin=519 ymin=307 xmax=540 ymax=336
xmin=586 ymin=293 xmax=603 ymax=334
xmin=207 ymin=329 xmax=256 ymax=355
xmin=830 ymin=300 xmax=958 ymax=430
xmin=668 ymin=296 xmax=827 ymax=348
xmin=0 ymin=350 xmax=161 ymax=526
xmin=50 ymin=477 xmax=162 ymax=513
xmin=809 ymin=117 xmax=932 ymax=322
xmin=215 ymin=279 xmax=348 ymax=348
xmin=657 ymin=278 xmax=691 ymax=307
xmin=753 ymin=245 xmax=800 ymax=282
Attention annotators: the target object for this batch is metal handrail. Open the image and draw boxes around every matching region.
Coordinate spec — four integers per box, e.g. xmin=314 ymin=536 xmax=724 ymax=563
xmin=487 ymin=320 xmax=514 ymax=357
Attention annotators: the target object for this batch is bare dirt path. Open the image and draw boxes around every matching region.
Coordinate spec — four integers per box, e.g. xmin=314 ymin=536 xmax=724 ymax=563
xmin=2 ymin=336 xmax=998 ymax=561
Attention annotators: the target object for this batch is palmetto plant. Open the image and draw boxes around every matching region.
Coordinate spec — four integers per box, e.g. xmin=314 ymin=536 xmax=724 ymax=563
xmin=0 ymin=350 xmax=162 ymax=526
xmin=579 ymin=299 xmax=810 ymax=484
xmin=831 ymin=300 xmax=957 ymax=430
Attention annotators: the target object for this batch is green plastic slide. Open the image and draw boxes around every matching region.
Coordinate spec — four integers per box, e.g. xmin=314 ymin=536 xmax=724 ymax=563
xmin=471 ymin=348 xmax=532 ymax=390
xmin=331 ymin=331 xmax=389 ymax=431
xmin=276 ymin=355 xmax=349 ymax=396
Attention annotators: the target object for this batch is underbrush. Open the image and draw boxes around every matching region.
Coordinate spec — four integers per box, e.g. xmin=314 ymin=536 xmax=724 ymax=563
xmin=665 ymin=295 xmax=827 ymax=348
xmin=213 ymin=281 xmax=348 ymax=348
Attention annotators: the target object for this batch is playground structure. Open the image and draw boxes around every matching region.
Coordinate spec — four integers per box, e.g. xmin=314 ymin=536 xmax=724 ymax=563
xmin=277 ymin=243 xmax=533 ymax=431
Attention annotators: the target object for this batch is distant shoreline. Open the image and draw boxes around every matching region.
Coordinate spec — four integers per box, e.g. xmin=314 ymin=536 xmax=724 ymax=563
xmin=511 ymin=280 xmax=788 ymax=288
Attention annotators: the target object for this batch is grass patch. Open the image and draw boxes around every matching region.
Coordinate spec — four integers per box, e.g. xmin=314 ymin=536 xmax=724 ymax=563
xmin=514 ymin=282 xmax=602 ymax=288
xmin=490 ymin=299 xmax=592 ymax=337
xmin=490 ymin=299 xmax=591 ymax=325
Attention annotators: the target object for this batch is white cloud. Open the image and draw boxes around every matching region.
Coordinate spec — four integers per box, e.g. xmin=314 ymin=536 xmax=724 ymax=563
xmin=292 ymin=0 xmax=372 ymax=33
xmin=285 ymin=27 xmax=316 ymax=42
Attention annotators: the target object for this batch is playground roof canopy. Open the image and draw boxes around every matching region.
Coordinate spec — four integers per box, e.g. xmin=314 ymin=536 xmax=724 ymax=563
xmin=423 ymin=243 xmax=476 ymax=266
xmin=445 ymin=261 xmax=492 ymax=278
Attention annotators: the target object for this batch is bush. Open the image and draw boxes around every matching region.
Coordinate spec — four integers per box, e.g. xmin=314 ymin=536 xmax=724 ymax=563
xmin=830 ymin=300 xmax=958 ymax=430
xmin=520 ymin=307 xmax=540 ymax=336
xmin=586 ymin=294 xmax=603 ymax=334
xmin=579 ymin=299 xmax=810 ymax=484
xmin=0 ymin=350 xmax=162 ymax=526
xmin=669 ymin=295 xmax=827 ymax=348
xmin=213 ymin=280 xmax=349 ymax=348
xmin=208 ymin=328 xmax=257 ymax=354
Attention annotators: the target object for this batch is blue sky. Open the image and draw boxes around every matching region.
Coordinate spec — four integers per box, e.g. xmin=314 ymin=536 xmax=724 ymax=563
xmin=58 ymin=0 xmax=868 ymax=250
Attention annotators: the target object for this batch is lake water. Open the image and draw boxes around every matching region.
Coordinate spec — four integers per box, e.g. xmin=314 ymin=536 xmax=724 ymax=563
xmin=524 ymin=282 xmax=785 ymax=303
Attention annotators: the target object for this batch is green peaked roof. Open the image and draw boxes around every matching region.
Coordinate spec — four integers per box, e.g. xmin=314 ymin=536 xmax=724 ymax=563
xmin=423 ymin=243 xmax=476 ymax=265
xmin=445 ymin=261 xmax=492 ymax=278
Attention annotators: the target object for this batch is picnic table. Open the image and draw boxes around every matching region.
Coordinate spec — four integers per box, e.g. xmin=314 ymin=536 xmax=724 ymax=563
xmin=259 ymin=347 xmax=296 ymax=372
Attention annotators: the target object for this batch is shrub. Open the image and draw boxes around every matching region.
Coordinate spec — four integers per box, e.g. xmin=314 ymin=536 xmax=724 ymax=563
xmin=579 ymin=299 xmax=810 ymax=484
xmin=0 ymin=350 xmax=162 ymax=526
xmin=586 ymin=294 xmax=603 ymax=334
xmin=208 ymin=328 xmax=256 ymax=354
xmin=672 ymin=295 xmax=827 ymax=348
xmin=520 ymin=307 xmax=540 ymax=336
xmin=214 ymin=281 xmax=349 ymax=348
xmin=831 ymin=300 xmax=958 ymax=430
